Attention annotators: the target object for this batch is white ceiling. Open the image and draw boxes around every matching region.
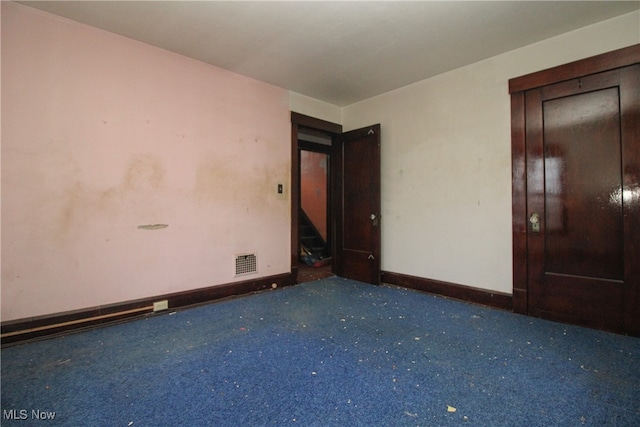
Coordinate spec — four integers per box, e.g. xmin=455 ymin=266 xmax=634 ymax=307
xmin=19 ymin=1 xmax=640 ymax=106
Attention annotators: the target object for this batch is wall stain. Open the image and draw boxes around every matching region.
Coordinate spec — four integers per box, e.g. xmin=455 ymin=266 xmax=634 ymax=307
xmin=54 ymin=147 xmax=288 ymax=241
xmin=58 ymin=181 xmax=85 ymax=238
xmin=194 ymin=151 xmax=289 ymax=208
xmin=124 ymin=153 xmax=166 ymax=191
xmin=55 ymin=153 xmax=168 ymax=240
xmin=137 ymin=224 xmax=169 ymax=230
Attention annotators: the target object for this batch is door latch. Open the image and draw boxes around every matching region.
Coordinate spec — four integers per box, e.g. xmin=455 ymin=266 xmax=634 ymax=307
xmin=529 ymin=212 xmax=540 ymax=233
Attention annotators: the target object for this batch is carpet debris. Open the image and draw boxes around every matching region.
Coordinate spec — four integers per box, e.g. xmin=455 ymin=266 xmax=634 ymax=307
xmin=3 ymin=278 xmax=639 ymax=426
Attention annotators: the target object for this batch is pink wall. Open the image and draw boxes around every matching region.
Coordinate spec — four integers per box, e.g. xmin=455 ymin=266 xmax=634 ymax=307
xmin=1 ymin=3 xmax=291 ymax=321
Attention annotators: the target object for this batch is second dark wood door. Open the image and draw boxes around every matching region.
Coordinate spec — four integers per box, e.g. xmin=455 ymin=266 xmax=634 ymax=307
xmin=525 ymin=65 xmax=639 ymax=334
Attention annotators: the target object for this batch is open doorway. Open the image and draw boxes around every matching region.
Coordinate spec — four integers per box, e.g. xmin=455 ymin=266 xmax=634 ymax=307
xmin=291 ymin=113 xmax=342 ymax=284
xmin=291 ymin=112 xmax=381 ymax=285
xmin=298 ymin=136 xmax=333 ymax=282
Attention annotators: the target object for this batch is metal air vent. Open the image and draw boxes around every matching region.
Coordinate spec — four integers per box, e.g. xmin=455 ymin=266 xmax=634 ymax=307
xmin=235 ymin=253 xmax=257 ymax=276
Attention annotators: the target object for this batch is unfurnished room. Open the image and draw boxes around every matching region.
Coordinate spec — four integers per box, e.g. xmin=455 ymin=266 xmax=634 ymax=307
xmin=1 ymin=1 xmax=639 ymax=425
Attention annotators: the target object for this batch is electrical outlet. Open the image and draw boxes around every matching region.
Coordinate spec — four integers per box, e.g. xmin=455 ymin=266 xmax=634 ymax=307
xmin=153 ymin=300 xmax=169 ymax=312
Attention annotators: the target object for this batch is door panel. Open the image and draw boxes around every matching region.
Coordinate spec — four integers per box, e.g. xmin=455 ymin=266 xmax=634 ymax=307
xmin=542 ymin=87 xmax=624 ymax=280
xmin=525 ymin=66 xmax=639 ymax=334
xmin=335 ymin=125 xmax=381 ymax=285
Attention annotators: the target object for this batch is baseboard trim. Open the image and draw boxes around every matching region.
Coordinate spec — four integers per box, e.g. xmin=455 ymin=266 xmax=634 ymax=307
xmin=1 ymin=272 xmax=294 ymax=346
xmin=382 ymin=271 xmax=512 ymax=311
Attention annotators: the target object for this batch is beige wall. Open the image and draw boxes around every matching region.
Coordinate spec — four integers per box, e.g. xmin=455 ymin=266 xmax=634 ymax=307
xmin=342 ymin=11 xmax=640 ymax=294
xmin=1 ymin=3 xmax=291 ymax=321
xmin=289 ymin=92 xmax=342 ymax=125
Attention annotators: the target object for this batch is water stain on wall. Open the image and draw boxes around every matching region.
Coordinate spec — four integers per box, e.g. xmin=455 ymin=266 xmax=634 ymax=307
xmin=57 ymin=181 xmax=86 ymax=240
xmin=194 ymin=156 xmax=288 ymax=207
xmin=54 ymin=145 xmax=289 ymax=243
xmin=124 ymin=153 xmax=166 ymax=191
xmin=193 ymin=137 xmax=289 ymax=208
xmin=56 ymin=153 xmax=168 ymax=240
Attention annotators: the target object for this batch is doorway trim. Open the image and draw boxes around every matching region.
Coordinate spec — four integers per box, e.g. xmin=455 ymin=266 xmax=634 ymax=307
xmin=509 ymin=44 xmax=640 ymax=316
xmin=291 ymin=112 xmax=342 ymax=282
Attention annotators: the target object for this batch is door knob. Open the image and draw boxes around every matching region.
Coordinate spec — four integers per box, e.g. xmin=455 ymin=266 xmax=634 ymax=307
xmin=370 ymin=213 xmax=379 ymax=227
xmin=529 ymin=212 xmax=540 ymax=232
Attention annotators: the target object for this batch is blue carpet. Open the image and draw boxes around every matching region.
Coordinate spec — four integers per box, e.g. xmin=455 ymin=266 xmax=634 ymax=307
xmin=2 ymin=277 xmax=639 ymax=426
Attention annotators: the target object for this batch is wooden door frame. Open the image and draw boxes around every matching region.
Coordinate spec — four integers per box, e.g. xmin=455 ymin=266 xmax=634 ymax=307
xmin=291 ymin=112 xmax=342 ymax=282
xmin=509 ymin=44 xmax=640 ymax=315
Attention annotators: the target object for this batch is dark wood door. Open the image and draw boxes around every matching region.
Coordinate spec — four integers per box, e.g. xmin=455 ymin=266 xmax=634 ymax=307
xmin=524 ymin=65 xmax=639 ymax=334
xmin=334 ymin=125 xmax=381 ymax=285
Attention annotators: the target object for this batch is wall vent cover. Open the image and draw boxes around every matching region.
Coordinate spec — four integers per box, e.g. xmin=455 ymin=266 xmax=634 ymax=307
xmin=235 ymin=253 xmax=257 ymax=276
